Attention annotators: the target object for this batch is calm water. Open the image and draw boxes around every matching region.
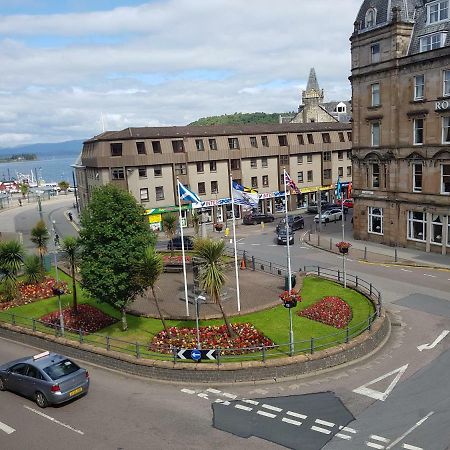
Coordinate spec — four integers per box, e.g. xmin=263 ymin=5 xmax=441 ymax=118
xmin=0 ymin=155 xmax=78 ymax=184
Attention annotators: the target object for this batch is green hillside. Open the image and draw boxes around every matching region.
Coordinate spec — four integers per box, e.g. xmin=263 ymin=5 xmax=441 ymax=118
xmin=189 ymin=112 xmax=292 ymax=126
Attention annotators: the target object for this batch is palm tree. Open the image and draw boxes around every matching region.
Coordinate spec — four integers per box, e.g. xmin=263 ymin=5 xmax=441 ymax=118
xmin=23 ymin=255 xmax=44 ymax=285
xmin=30 ymin=220 xmax=50 ymax=267
xmin=162 ymin=213 xmax=178 ymax=256
xmin=135 ymin=246 xmax=167 ymax=332
xmin=0 ymin=240 xmax=24 ymax=300
xmin=61 ymin=236 xmax=80 ymax=314
xmin=191 ymin=211 xmax=200 ymax=237
xmin=194 ymin=238 xmax=236 ymax=338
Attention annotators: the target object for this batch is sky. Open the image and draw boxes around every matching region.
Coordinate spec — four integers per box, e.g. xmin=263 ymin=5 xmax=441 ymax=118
xmin=0 ymin=0 xmax=362 ymax=147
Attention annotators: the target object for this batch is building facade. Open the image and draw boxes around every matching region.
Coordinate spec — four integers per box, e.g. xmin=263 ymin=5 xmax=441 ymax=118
xmin=351 ymin=0 xmax=450 ymax=254
xmin=75 ymin=122 xmax=352 ymax=229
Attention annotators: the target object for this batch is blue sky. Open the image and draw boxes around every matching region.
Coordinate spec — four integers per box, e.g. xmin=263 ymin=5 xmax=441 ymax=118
xmin=0 ymin=0 xmax=361 ymax=147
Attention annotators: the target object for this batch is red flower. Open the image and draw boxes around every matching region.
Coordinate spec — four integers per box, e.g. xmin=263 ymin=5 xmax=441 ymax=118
xmin=298 ymin=296 xmax=352 ymax=328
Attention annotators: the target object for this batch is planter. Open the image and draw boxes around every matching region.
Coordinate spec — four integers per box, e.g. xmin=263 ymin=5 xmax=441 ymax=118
xmin=338 ymin=247 xmax=349 ymax=254
xmin=214 ymin=223 xmax=223 ymax=232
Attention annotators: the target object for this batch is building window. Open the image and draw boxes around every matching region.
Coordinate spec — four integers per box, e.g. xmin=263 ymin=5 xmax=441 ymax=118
xmin=228 ymin=137 xmax=240 ymax=149
xmin=414 ymin=118 xmax=424 ymax=145
xmin=196 ymin=162 xmax=204 ymax=173
xmin=152 ymin=141 xmax=162 ymax=153
xmin=307 ymin=154 xmax=313 ymax=163
xmin=338 ymin=132 xmax=345 ymax=142
xmin=370 ymin=43 xmax=380 ymax=63
xmin=139 ymin=167 xmax=147 ymax=178
xmin=209 ymin=138 xmax=217 ymax=150
xmin=307 ymin=170 xmax=313 ymax=182
xmin=278 ymin=135 xmax=288 ymax=146
xmin=420 ymin=32 xmax=447 ymax=52
xmin=280 ymin=173 xmax=285 ymax=185
xmin=442 ymin=164 xmax=450 ymax=193
xmin=262 ymin=175 xmax=269 ymax=187
xmin=195 ymin=139 xmax=204 ymax=151
xmin=261 ymin=136 xmax=269 ymax=147
xmin=297 ymin=134 xmax=304 ymax=145
xmin=323 ymin=169 xmax=332 ymax=179
xmin=347 ymin=166 xmax=352 ymax=176
xmin=347 ymin=150 xmax=352 ymax=159
xmin=431 ymin=215 xmax=443 ymax=245
xmin=414 ymin=75 xmax=425 ymax=100
xmin=110 ymin=143 xmax=122 ymax=157
xmin=280 ymin=155 xmax=289 ymax=165
xmin=322 ymin=133 xmax=331 ymax=143
xmin=368 ymin=207 xmax=383 ymax=235
xmin=338 ymin=151 xmax=343 ymax=160
xmin=111 ymin=167 xmax=124 ymax=180
xmin=347 ymin=132 xmax=352 ymax=141
xmin=172 ymin=140 xmax=185 ymax=153
xmin=297 ymin=171 xmax=303 ymax=183
xmin=210 ymin=161 xmax=217 ymax=172
xmin=198 ymin=182 xmax=206 ymax=195
xmin=307 ymin=134 xmax=314 ymax=144
xmin=365 ymin=8 xmax=376 ymax=28
xmin=443 ymin=117 xmax=450 ymax=143
xmin=323 ymin=151 xmax=331 ymax=161
xmin=297 ymin=155 xmax=303 ymax=165
xmin=262 ymin=157 xmax=268 ymax=168
xmin=230 ymin=159 xmax=240 ymax=170
xmin=250 ymin=158 xmax=257 ymax=169
xmin=136 ymin=142 xmax=146 ymax=155
xmin=174 ymin=163 xmax=187 ymax=175
xmin=155 ymin=186 xmax=164 ymax=201
xmin=427 ymin=0 xmax=449 ymax=24
xmin=251 ymin=177 xmax=258 ymax=189
xmin=153 ymin=166 xmax=162 ymax=177
xmin=371 ymin=83 xmax=380 ymax=106
xmin=444 ymin=70 xmax=450 ymax=96
xmin=371 ymin=122 xmax=381 ymax=146
xmin=211 ymin=181 xmax=218 ymax=194
xmin=408 ymin=211 xmax=427 ymax=241
xmin=139 ymin=188 xmax=149 ymax=202
xmin=371 ymin=163 xmax=380 ymax=188
xmin=338 ymin=167 xmax=343 ymax=177
xmin=250 ymin=136 xmax=258 ymax=148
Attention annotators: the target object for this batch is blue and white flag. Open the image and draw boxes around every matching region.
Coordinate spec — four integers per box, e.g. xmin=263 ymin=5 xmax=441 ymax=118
xmin=178 ymin=181 xmax=201 ymax=203
xmin=336 ymin=177 xmax=342 ymax=200
xmin=232 ymin=181 xmax=259 ymax=207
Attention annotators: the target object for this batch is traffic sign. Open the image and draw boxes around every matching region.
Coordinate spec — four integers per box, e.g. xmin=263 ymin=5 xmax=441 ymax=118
xmin=191 ymin=349 xmax=201 ymax=361
xmin=176 ymin=348 xmax=218 ymax=361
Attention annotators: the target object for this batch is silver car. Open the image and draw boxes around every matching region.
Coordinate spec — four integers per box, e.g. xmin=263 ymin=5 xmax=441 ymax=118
xmin=0 ymin=351 xmax=89 ymax=408
xmin=314 ymin=208 xmax=343 ymax=223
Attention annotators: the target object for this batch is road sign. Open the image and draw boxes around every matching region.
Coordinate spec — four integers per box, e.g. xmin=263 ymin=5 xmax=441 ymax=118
xmin=177 ymin=348 xmax=218 ymax=361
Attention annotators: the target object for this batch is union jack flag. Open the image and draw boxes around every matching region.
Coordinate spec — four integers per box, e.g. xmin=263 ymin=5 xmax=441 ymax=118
xmin=284 ymin=170 xmax=301 ymax=194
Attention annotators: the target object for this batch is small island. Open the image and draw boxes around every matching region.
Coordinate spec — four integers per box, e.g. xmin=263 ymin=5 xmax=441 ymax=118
xmin=0 ymin=153 xmax=37 ymax=163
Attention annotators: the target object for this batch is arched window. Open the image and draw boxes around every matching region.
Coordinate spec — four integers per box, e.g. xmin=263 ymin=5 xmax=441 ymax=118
xmin=365 ymin=8 xmax=377 ymax=28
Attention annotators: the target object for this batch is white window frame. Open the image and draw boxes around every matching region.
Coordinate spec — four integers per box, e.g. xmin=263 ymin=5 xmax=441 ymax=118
xmin=139 ymin=188 xmax=149 ymax=202
xmin=413 ymin=118 xmax=424 ymax=145
xmin=407 ymin=211 xmax=427 ymax=242
xmin=368 ymin=207 xmax=383 ymax=235
xmin=414 ymin=74 xmax=425 ymax=100
xmin=431 ymin=214 xmax=443 ymax=245
xmin=420 ymin=32 xmax=447 ymax=52
xmin=371 ymin=163 xmax=380 ymax=188
xmin=371 ymin=122 xmax=380 ymax=147
xmin=444 ymin=70 xmax=450 ymax=96
xmin=297 ymin=155 xmax=303 ymax=165
xmin=371 ymin=83 xmax=380 ymax=106
xmin=297 ymin=171 xmax=303 ymax=183
xmin=412 ymin=163 xmax=423 ymax=192
xmin=427 ymin=0 xmax=449 ymax=24
xmin=443 ymin=117 xmax=450 ymax=143
xmin=442 ymin=163 xmax=450 ymax=194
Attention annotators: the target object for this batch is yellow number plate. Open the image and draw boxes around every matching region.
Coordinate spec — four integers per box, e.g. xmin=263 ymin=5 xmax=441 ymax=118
xmin=69 ymin=387 xmax=83 ymax=397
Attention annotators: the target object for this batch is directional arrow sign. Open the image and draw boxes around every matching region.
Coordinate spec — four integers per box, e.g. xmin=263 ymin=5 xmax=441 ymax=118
xmin=176 ymin=349 xmax=218 ymax=361
xmin=417 ymin=330 xmax=449 ymax=351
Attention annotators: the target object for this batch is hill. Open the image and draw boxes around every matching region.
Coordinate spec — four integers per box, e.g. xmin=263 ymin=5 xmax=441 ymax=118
xmin=189 ymin=112 xmax=291 ymax=126
xmin=0 ymin=139 xmax=84 ymax=159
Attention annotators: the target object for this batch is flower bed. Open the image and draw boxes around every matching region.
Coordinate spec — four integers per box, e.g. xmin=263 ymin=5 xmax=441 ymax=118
xmin=150 ymin=323 xmax=274 ymax=355
xmin=40 ymin=304 xmax=117 ymax=334
xmin=162 ymin=255 xmax=191 ymax=265
xmin=298 ymin=296 xmax=352 ymax=328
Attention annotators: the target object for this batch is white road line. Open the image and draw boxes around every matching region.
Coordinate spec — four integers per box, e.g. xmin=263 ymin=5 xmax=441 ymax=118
xmin=24 ymin=406 xmax=84 ymax=435
xmin=402 ymin=444 xmax=423 ymax=450
xmin=287 ymin=411 xmax=308 ymax=420
xmin=366 ymin=442 xmax=385 ymax=449
xmin=181 ymin=388 xmax=196 ymax=394
xmin=315 ymin=418 xmax=335 ymax=427
xmin=235 ymin=404 xmax=253 ymax=412
xmin=197 ymin=393 xmax=209 ymax=399
xmin=370 ymin=435 xmax=390 ymax=443
xmin=214 ymin=399 xmax=230 ymax=405
xmin=311 ymin=425 xmax=332 ymax=435
xmin=257 ymin=410 xmax=277 ymax=419
xmin=339 ymin=426 xmax=358 ymax=433
xmin=242 ymin=399 xmax=259 ymax=405
xmin=401 ymin=269 xmax=412 ymax=272
xmin=261 ymin=404 xmax=282 ymax=412
xmin=250 ymin=243 xmax=260 ymax=246
xmin=222 ymin=392 xmax=237 ymax=399
xmin=423 ymin=274 xmax=436 ymax=278
xmin=282 ymin=417 xmax=302 ymax=426
xmin=0 ymin=421 xmax=15 ymax=435
xmin=336 ymin=433 xmax=352 ymax=440
xmin=206 ymin=388 xmax=221 ymax=394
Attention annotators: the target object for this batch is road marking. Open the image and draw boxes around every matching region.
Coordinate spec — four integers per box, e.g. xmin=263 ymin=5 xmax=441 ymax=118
xmin=181 ymin=388 xmax=195 ymax=394
xmin=235 ymin=404 xmax=253 ymax=412
xmin=250 ymin=243 xmax=260 ymax=246
xmin=402 ymin=444 xmax=423 ymax=450
xmin=286 ymin=411 xmax=307 ymax=419
xmin=222 ymin=392 xmax=237 ymax=399
xmin=0 ymin=421 xmax=15 ymax=434
xmin=417 ymin=330 xmax=450 ymax=351
xmin=423 ymin=273 xmax=436 ymax=278
xmin=215 ymin=399 xmax=230 ymax=405
xmin=261 ymin=404 xmax=282 ymax=412
xmin=385 ymin=412 xmax=434 ymax=449
xmin=242 ymin=399 xmax=259 ymax=405
xmin=339 ymin=425 xmax=357 ymax=434
xmin=257 ymin=410 xmax=277 ymax=418
xmin=371 ymin=435 xmax=390 ymax=443
xmin=336 ymin=433 xmax=352 ymax=440
xmin=353 ymin=364 xmax=408 ymax=401
xmin=401 ymin=269 xmax=412 ymax=272
xmin=197 ymin=393 xmax=209 ymax=399
xmin=311 ymin=425 xmax=332 ymax=435
xmin=206 ymin=388 xmax=221 ymax=394
xmin=24 ymin=406 xmax=84 ymax=435
xmin=282 ymin=417 xmax=302 ymax=426
xmin=366 ymin=442 xmax=385 ymax=449
xmin=315 ymin=418 xmax=335 ymax=427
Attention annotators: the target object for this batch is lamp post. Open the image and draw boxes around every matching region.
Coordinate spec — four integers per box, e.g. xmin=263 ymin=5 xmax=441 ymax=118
xmin=195 ymin=295 xmax=205 ymax=349
xmin=52 ymin=220 xmax=65 ymax=335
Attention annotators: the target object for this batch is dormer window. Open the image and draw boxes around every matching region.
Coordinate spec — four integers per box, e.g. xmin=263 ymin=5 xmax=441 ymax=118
xmin=427 ymin=1 xmax=449 ymax=24
xmin=365 ymin=8 xmax=376 ymax=28
xmin=420 ymin=32 xmax=447 ymax=52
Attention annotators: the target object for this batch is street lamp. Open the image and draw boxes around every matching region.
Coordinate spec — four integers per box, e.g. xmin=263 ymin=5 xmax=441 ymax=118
xmin=52 ymin=220 xmax=65 ymax=336
xmin=195 ymin=295 xmax=205 ymax=349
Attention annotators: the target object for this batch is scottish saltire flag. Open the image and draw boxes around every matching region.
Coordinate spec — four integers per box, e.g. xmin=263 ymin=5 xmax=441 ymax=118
xmin=178 ymin=181 xmax=201 ymax=203
xmin=232 ymin=181 xmax=259 ymax=207
xmin=284 ymin=170 xmax=301 ymax=194
xmin=336 ymin=177 xmax=342 ymax=200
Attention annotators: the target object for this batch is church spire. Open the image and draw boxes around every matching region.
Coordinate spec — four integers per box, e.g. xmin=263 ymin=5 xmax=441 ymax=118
xmin=306 ymin=67 xmax=320 ymax=92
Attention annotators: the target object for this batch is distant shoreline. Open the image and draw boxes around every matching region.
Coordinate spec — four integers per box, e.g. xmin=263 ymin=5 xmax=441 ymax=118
xmin=0 ymin=153 xmax=37 ymax=163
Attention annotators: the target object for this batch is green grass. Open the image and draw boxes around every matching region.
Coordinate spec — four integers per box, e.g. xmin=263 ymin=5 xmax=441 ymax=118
xmin=0 ymin=275 xmax=375 ymax=360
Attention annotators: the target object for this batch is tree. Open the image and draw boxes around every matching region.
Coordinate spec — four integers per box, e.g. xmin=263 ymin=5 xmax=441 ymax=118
xmin=194 ymin=238 xmax=235 ymax=338
xmin=23 ymin=255 xmax=44 ymax=285
xmin=30 ymin=220 xmax=50 ymax=267
xmin=0 ymin=240 xmax=24 ymax=300
xmin=135 ymin=246 xmax=167 ymax=332
xmin=78 ymin=184 xmax=156 ymax=331
xmin=162 ymin=213 xmax=178 ymax=255
xmin=61 ymin=236 xmax=80 ymax=314
xmin=58 ymin=180 xmax=70 ymax=194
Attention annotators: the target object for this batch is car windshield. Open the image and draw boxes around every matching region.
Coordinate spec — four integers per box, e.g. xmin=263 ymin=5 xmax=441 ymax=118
xmin=43 ymin=359 xmax=80 ymax=380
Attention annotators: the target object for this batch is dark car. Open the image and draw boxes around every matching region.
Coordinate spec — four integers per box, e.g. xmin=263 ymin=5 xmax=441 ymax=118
xmin=277 ymin=227 xmax=295 ymax=245
xmin=243 ymin=212 xmax=275 ymax=225
xmin=0 ymin=351 xmax=89 ymax=408
xmin=307 ymin=200 xmax=330 ymax=213
xmin=167 ymin=235 xmax=194 ymax=250
xmin=276 ymin=215 xmax=304 ymax=233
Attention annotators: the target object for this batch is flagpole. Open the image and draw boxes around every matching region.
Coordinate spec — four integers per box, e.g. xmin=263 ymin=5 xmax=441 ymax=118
xmin=177 ymin=178 xmax=190 ymax=316
xmin=337 ymin=178 xmax=347 ymax=288
xmin=230 ymin=175 xmax=241 ymax=312
xmin=284 ymin=169 xmax=294 ymax=355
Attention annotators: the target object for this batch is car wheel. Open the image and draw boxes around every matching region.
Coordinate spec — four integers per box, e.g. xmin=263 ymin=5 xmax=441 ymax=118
xmin=0 ymin=377 xmax=5 ymax=391
xmin=35 ymin=391 xmax=48 ymax=408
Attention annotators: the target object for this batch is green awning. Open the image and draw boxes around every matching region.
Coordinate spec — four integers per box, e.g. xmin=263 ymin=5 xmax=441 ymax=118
xmin=145 ymin=205 xmax=191 ymax=215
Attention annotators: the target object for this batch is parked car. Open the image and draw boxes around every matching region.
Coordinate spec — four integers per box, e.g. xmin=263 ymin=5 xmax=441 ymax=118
xmin=167 ymin=235 xmax=194 ymax=250
xmin=314 ymin=208 xmax=343 ymax=223
xmin=0 ymin=351 xmax=89 ymax=408
xmin=277 ymin=227 xmax=295 ymax=245
xmin=337 ymin=198 xmax=354 ymax=208
xmin=276 ymin=215 xmax=304 ymax=233
xmin=243 ymin=212 xmax=275 ymax=225
xmin=323 ymin=203 xmax=349 ymax=213
xmin=307 ymin=200 xmax=330 ymax=213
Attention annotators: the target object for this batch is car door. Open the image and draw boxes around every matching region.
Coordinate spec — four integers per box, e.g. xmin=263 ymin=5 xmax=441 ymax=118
xmin=6 ymin=363 xmax=29 ymax=393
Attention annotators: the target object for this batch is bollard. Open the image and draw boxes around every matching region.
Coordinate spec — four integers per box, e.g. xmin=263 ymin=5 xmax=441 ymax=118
xmin=329 ymin=238 xmax=333 ymax=250
xmin=394 ymin=248 xmax=398 ymax=262
xmin=370 ymin=283 xmax=373 ymax=296
xmin=318 ymin=235 xmax=320 ymax=247
xmin=32 ymin=318 xmax=36 ymax=332
xmin=310 ymin=337 xmax=315 ymax=354
xmin=308 ymin=230 xmax=311 ymax=241
xmin=269 ymin=262 xmax=272 ymax=273
xmin=355 ymin=276 xmax=359 ymax=288
xmin=12 ymin=313 xmax=15 ymax=326
xmin=364 ymin=246 xmax=367 ymax=260
xmin=251 ymin=256 xmax=255 ymax=271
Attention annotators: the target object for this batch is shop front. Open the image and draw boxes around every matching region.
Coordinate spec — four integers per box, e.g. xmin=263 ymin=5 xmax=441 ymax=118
xmin=145 ymin=205 xmax=191 ymax=231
